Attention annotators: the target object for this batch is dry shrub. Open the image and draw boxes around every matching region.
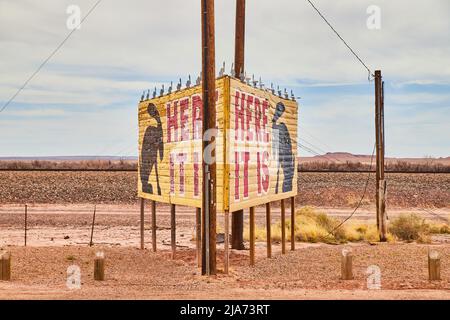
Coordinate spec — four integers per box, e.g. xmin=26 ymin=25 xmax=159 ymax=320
xmin=389 ymin=214 xmax=431 ymax=242
xmin=0 ymin=160 xmax=137 ymax=170
xmin=243 ymin=206 xmax=393 ymax=244
xmin=346 ymin=195 xmax=371 ymax=207
xmin=298 ymin=159 xmax=450 ymax=173
xmin=429 ymin=223 xmax=450 ymax=234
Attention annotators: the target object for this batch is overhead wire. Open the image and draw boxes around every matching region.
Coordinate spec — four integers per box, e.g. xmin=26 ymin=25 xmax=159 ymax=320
xmin=0 ymin=0 xmax=103 ymax=113
xmin=418 ymin=207 xmax=449 ymax=224
xmin=298 ymin=137 xmax=344 ymax=163
xmin=299 ymin=126 xmax=335 ymax=152
xmin=304 ymin=0 xmax=374 ymax=81
xmin=327 ymin=143 xmax=376 ymax=237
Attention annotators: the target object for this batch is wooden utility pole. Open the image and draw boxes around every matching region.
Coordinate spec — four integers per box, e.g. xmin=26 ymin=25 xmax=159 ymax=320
xmin=140 ymin=198 xmax=145 ymax=250
xmin=151 ymin=200 xmax=157 ymax=252
xmin=281 ymin=199 xmax=286 ymax=254
xmin=231 ymin=213 xmax=245 ymax=250
xmin=375 ymin=70 xmax=387 ymax=242
xmin=196 ymin=207 xmax=202 ymax=267
xmin=171 ymin=204 xmax=176 ymax=259
xmin=201 ymin=0 xmax=217 ymax=275
xmin=234 ymin=0 xmax=246 ymax=77
xmin=224 ymin=210 xmax=230 ymax=273
xmin=249 ymin=207 xmax=255 ymax=266
xmin=290 ymin=197 xmax=295 ymax=251
xmin=231 ymin=0 xmax=246 ymax=250
xmin=266 ymin=203 xmax=272 ymax=258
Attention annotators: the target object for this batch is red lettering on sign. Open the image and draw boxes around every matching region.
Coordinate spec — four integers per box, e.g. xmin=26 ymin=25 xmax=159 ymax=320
xmin=235 ymin=92 xmax=245 ymax=141
xmin=262 ymin=100 xmax=269 ymax=143
xmin=167 ymin=101 xmax=178 ymax=142
xmin=180 ymin=98 xmax=189 ymax=141
xmin=246 ymin=95 xmax=253 ymax=141
xmin=257 ymin=151 xmax=270 ymax=195
xmin=192 ymin=95 xmax=202 ymax=140
xmin=257 ymin=152 xmax=262 ymax=195
xmin=178 ymin=153 xmax=186 ymax=195
xmin=233 ymin=90 xmax=270 ymax=144
xmin=194 ymin=152 xmax=200 ymax=197
xmin=243 ymin=151 xmax=250 ymax=199
xmin=234 ymin=151 xmax=240 ymax=201
xmin=261 ymin=151 xmax=269 ymax=193
xmin=169 ymin=153 xmax=175 ymax=194
xmin=254 ymin=97 xmax=261 ymax=143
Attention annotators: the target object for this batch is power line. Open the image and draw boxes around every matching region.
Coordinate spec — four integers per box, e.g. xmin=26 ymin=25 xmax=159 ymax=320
xmin=299 ymin=126 xmax=335 ymax=151
xmin=298 ymin=141 xmax=344 ymax=164
xmin=327 ymin=143 xmax=376 ymax=236
xmin=298 ymin=143 xmax=322 ymax=157
xmin=304 ymin=0 xmax=374 ymax=81
xmin=419 ymin=207 xmax=449 ymax=224
xmin=0 ymin=0 xmax=103 ymax=114
xmin=299 ymin=137 xmax=328 ymax=156
xmin=299 ymin=137 xmax=344 ymax=163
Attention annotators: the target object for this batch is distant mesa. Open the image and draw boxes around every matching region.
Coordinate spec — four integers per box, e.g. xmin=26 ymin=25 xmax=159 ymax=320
xmin=298 ymin=152 xmax=450 ymax=165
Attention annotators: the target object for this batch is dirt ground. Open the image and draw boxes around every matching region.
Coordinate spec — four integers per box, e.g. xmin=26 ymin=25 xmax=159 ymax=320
xmin=0 ymin=204 xmax=450 ymax=300
xmin=0 ymin=171 xmax=448 ymax=208
xmin=0 ymin=171 xmax=449 ymax=299
xmin=1 ymin=204 xmax=449 ymax=248
xmin=1 ymin=244 xmax=449 ymax=300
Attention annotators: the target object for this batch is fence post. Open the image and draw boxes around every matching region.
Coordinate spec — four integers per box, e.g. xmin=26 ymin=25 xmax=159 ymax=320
xmin=428 ymin=250 xmax=441 ymax=281
xmin=0 ymin=252 xmax=11 ymax=281
xmin=94 ymin=252 xmax=105 ymax=281
xmin=341 ymin=248 xmax=353 ymax=280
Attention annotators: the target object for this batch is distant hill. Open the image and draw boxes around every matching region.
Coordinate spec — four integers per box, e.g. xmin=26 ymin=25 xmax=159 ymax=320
xmin=299 ymin=152 xmax=450 ymax=165
xmin=0 ymin=153 xmax=449 ymax=172
xmin=1 ymin=153 xmax=449 ymax=165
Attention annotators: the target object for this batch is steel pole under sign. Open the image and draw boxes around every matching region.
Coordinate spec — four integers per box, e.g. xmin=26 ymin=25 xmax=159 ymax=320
xmin=201 ymin=0 xmax=217 ymax=276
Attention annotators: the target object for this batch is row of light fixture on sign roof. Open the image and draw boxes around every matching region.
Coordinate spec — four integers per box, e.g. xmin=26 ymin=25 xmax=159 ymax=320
xmin=140 ymin=62 xmax=299 ymax=102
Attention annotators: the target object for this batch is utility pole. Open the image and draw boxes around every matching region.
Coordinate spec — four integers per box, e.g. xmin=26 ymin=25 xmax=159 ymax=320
xmin=375 ymin=70 xmax=387 ymax=241
xmin=201 ymin=0 xmax=217 ymax=275
xmin=234 ymin=0 xmax=246 ymax=77
xmin=231 ymin=0 xmax=246 ymax=250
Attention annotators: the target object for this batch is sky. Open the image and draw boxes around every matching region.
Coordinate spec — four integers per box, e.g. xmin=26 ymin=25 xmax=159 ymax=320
xmin=0 ymin=0 xmax=449 ymax=158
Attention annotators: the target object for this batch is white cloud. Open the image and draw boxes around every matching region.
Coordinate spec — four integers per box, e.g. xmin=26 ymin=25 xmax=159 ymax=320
xmin=0 ymin=0 xmax=449 ymax=157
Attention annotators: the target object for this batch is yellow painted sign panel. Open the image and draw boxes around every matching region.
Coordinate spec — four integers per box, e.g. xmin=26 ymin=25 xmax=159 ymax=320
xmin=138 ymin=76 xmax=298 ymax=212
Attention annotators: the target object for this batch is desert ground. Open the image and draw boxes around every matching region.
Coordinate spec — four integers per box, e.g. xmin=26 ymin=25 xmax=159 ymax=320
xmin=0 ymin=171 xmax=449 ymax=208
xmin=0 ymin=171 xmax=449 ymax=299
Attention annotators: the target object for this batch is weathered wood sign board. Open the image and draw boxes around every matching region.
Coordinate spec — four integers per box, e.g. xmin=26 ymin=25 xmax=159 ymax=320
xmin=138 ymin=75 xmax=298 ymax=212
